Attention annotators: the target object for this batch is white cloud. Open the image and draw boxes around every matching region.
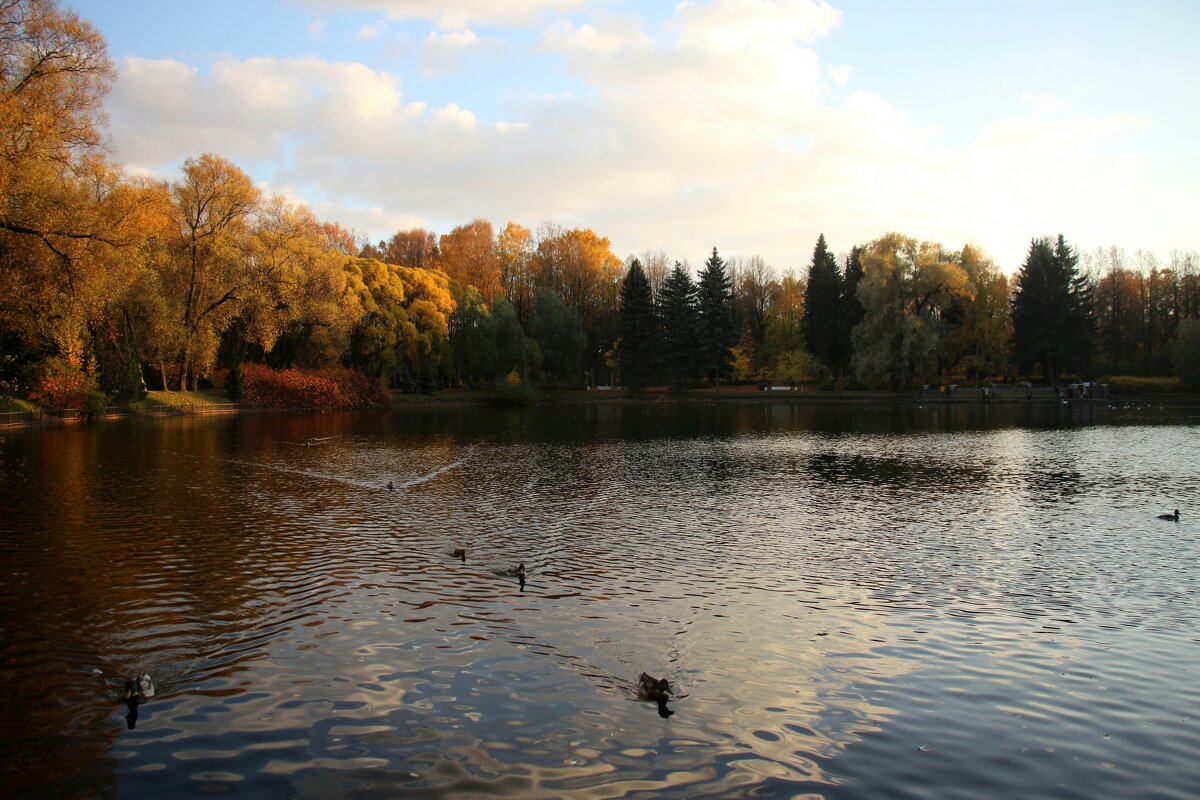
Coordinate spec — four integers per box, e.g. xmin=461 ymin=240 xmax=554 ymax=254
xmin=1020 ymin=91 xmax=1062 ymax=115
xmin=306 ymin=19 xmax=328 ymax=39
xmin=357 ymin=22 xmax=386 ymax=40
xmin=106 ymin=3 xmax=1178 ymax=272
xmin=292 ymin=0 xmax=585 ymax=29
xmin=419 ymin=29 xmax=501 ymax=73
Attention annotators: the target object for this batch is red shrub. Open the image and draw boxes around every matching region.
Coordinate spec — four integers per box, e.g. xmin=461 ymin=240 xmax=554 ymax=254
xmin=242 ymin=364 xmax=388 ymax=410
xmin=29 ymin=358 xmax=98 ymax=409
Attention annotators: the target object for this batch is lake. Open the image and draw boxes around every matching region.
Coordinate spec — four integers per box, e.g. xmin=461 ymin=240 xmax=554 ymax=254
xmin=1 ymin=401 xmax=1197 ymax=799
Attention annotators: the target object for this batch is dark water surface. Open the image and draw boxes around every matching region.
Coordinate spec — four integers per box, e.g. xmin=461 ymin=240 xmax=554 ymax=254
xmin=1 ymin=402 xmax=1198 ymax=799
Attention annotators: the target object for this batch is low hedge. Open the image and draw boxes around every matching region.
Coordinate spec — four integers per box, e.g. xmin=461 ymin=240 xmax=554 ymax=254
xmin=1099 ymin=375 xmax=1186 ymax=395
xmin=242 ymin=364 xmax=390 ymax=409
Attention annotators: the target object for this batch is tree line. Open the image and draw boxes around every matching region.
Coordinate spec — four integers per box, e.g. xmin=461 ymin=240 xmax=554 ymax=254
xmin=2 ymin=1 xmax=1198 ymax=408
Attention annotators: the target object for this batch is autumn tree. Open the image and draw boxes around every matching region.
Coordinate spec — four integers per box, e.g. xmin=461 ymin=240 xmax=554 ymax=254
xmin=440 ymin=219 xmax=500 ymax=302
xmin=1010 ymin=235 xmax=1094 ymax=388
xmin=733 ymin=255 xmax=774 ymax=378
xmin=761 ymin=271 xmax=806 ymax=381
xmin=696 ymin=247 xmax=736 ymax=389
xmin=533 ymin=224 xmax=622 ymax=383
xmin=381 ymin=227 xmax=439 ymax=270
xmin=498 ymin=221 xmax=534 ymax=323
xmin=0 ymin=0 xmax=133 ymax=381
xmin=254 ymin=202 xmax=364 ymax=370
xmin=940 ymin=244 xmax=1009 ymax=379
xmin=617 ymin=259 xmax=657 ymax=391
xmin=161 ymin=153 xmax=260 ymax=390
xmin=851 ymin=232 xmax=969 ymax=389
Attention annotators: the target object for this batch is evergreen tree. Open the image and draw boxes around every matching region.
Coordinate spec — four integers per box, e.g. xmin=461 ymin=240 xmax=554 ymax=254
xmin=419 ymin=356 xmax=438 ymax=394
xmin=399 ymin=360 xmax=417 ymax=394
xmin=1011 ymin=235 xmax=1095 ymax=388
xmin=696 ymin=247 xmax=736 ymax=389
xmin=802 ymin=234 xmax=841 ymax=375
xmin=839 ymin=246 xmax=866 ymax=378
xmin=531 ymin=288 xmax=584 ymax=387
xmin=617 ymin=259 xmax=658 ymax=391
xmin=658 ymin=262 xmax=699 ymax=390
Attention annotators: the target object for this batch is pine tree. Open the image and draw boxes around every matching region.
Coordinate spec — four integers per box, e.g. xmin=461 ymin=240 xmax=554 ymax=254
xmin=618 ymin=259 xmax=658 ymax=391
xmin=802 ymin=234 xmax=841 ymax=376
xmin=658 ymin=262 xmax=699 ymax=390
xmin=1011 ymin=235 xmax=1095 ymax=388
xmin=696 ymin=247 xmax=736 ymax=390
xmin=839 ymin=245 xmax=866 ymax=378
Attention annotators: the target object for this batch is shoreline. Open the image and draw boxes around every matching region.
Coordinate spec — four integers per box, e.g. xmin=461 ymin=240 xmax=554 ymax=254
xmin=4 ymin=387 xmax=1199 ymax=429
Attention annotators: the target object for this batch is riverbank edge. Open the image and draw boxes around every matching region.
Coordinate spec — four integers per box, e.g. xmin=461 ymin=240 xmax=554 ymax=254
xmin=5 ymin=386 xmax=1200 ymax=428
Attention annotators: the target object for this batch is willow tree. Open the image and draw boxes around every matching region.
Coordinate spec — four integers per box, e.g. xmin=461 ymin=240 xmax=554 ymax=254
xmin=851 ymin=232 xmax=969 ymax=389
xmin=162 ymin=153 xmax=259 ymax=390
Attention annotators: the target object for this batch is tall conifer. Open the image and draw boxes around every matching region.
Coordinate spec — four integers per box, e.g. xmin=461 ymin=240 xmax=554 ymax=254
xmin=696 ymin=247 xmax=736 ymax=389
xmin=802 ymin=234 xmax=841 ymax=375
xmin=659 ymin=262 xmax=699 ymax=390
xmin=618 ymin=259 xmax=658 ymax=390
xmin=1011 ymin=235 xmax=1095 ymax=388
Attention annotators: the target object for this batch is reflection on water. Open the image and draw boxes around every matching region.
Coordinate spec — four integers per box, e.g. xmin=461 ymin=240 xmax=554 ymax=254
xmin=1 ymin=402 xmax=1198 ymax=798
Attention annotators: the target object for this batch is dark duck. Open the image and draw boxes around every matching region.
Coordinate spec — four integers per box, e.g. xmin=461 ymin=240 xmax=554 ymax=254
xmin=1158 ymin=509 xmax=1180 ymax=521
xmin=638 ymin=672 xmax=674 ymax=717
xmin=122 ymin=673 xmax=154 ymax=729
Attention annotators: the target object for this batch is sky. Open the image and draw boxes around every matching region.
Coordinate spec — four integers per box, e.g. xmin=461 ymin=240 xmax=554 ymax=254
xmin=67 ymin=0 xmax=1200 ymax=274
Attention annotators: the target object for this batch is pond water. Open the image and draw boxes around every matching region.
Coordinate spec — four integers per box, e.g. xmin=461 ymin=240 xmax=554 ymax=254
xmin=1 ymin=402 xmax=1198 ymax=799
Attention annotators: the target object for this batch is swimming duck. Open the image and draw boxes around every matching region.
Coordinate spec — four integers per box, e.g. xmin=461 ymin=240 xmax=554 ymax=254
xmin=452 ymin=548 xmax=466 ymax=561
xmin=122 ymin=673 xmax=154 ymax=730
xmin=637 ymin=672 xmax=672 ymax=704
xmin=1158 ymin=509 xmax=1180 ymax=521
xmin=123 ymin=673 xmax=154 ymax=703
xmin=387 ymin=481 xmax=394 ymax=492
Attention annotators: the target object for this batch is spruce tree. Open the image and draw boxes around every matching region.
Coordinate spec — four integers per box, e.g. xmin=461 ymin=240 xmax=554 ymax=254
xmin=839 ymin=245 xmax=866 ymax=378
xmin=658 ymin=262 xmax=699 ymax=390
xmin=801 ymin=234 xmax=841 ymax=376
xmin=1011 ymin=235 xmax=1095 ymax=388
xmin=618 ymin=259 xmax=658 ymax=391
xmin=696 ymin=247 xmax=736 ymax=390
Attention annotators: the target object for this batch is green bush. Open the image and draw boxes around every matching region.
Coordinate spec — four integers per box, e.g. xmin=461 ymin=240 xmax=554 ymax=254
xmin=83 ymin=391 xmax=108 ymax=421
xmin=490 ymin=370 xmax=540 ymax=406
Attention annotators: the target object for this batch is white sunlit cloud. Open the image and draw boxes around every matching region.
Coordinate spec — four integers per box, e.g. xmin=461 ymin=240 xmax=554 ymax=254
xmin=292 ymin=0 xmax=586 ymax=29
xmin=106 ymin=1 xmax=1172 ymax=271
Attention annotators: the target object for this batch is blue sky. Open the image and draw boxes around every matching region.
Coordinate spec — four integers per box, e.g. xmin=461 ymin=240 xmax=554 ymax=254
xmin=67 ymin=0 xmax=1200 ymax=273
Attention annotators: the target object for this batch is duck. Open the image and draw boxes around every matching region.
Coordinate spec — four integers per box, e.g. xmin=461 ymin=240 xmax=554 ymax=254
xmin=387 ymin=481 xmax=395 ymax=492
xmin=452 ymin=548 xmax=466 ymax=562
xmin=1158 ymin=509 xmax=1180 ymax=521
xmin=123 ymin=673 xmax=155 ymax=703
xmin=637 ymin=672 xmax=672 ymax=704
xmin=122 ymin=673 xmax=154 ymax=730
